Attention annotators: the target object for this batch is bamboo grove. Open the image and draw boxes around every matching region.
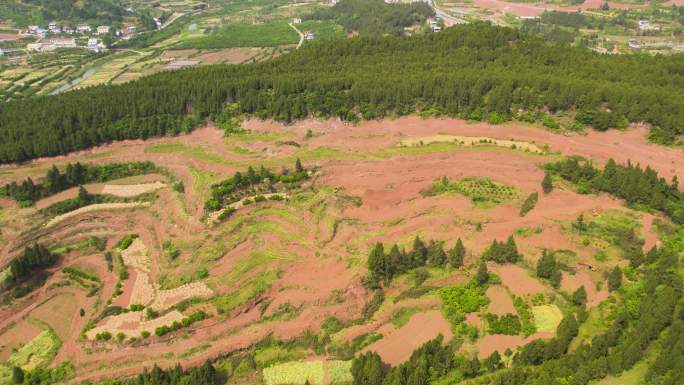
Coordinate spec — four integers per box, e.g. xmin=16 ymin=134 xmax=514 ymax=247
xmin=2 ymin=23 xmax=684 ymax=163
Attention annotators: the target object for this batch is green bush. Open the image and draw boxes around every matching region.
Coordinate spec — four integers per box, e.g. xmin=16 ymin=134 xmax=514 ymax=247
xmin=519 ymin=192 xmax=538 ymax=217
xmin=485 ymin=313 xmax=522 ymax=335
xmin=115 ymin=234 xmax=138 ymax=250
xmin=438 ymin=279 xmax=489 ymax=329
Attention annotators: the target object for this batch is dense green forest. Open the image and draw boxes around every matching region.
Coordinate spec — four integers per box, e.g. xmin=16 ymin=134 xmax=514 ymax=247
xmin=24 ymin=0 xmax=127 ymax=25
xmin=305 ymin=0 xmax=434 ymax=36
xmin=1 ymin=23 xmax=684 ymax=163
xmin=546 ymin=157 xmax=684 ymax=223
xmin=0 ymin=0 xmax=132 ymax=27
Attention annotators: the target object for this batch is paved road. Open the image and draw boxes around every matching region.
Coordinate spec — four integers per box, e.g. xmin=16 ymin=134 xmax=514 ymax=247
xmin=428 ymin=0 xmax=468 ymax=26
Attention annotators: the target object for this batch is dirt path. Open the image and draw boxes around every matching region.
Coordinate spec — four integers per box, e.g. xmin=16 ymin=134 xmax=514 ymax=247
xmin=289 ymin=23 xmax=304 ymax=49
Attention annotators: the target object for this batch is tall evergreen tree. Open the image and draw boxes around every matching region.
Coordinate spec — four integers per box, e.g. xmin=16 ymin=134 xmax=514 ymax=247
xmin=542 ymin=171 xmax=553 ymax=194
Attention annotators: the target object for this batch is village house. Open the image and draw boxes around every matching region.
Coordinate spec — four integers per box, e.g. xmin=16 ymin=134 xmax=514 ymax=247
xmin=293 ymin=18 xmax=302 ymax=24
xmin=48 ymin=22 xmax=61 ymax=33
xmin=96 ymin=25 xmax=110 ymax=35
xmin=26 ymin=37 xmax=77 ymax=52
xmin=77 ymin=25 xmax=92 ymax=33
xmin=638 ymin=19 xmax=660 ymax=32
xmin=304 ymin=31 xmax=315 ymax=40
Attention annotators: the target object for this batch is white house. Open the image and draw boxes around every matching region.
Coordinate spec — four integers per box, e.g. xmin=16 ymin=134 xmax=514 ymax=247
xmin=77 ymin=25 xmax=92 ymax=33
xmin=48 ymin=22 xmax=61 ymax=33
xmin=638 ymin=19 xmax=660 ymax=31
xmin=96 ymin=25 xmax=110 ymax=35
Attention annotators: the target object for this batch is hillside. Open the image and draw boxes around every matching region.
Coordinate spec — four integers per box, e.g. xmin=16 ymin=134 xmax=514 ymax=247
xmin=305 ymin=0 xmax=435 ymax=36
xmin=0 ymin=0 xmax=131 ymax=27
xmin=1 ymin=23 xmax=684 ymax=164
xmin=0 ymin=16 xmax=684 ymax=385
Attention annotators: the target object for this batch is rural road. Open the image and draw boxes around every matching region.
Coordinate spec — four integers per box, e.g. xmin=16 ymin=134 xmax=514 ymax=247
xmin=428 ymin=0 xmax=468 ymax=26
xmin=289 ymin=22 xmax=304 ymax=49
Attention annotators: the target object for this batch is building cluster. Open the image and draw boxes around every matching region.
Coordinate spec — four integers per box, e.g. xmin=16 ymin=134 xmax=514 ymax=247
xmin=427 ymin=17 xmax=442 ymax=32
xmin=638 ymin=19 xmax=660 ymax=32
xmin=23 ymin=21 xmax=140 ymax=52
xmin=27 ymin=23 xmax=111 ymax=37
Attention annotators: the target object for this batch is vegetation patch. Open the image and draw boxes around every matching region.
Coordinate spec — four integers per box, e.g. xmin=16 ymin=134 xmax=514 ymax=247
xmin=179 ymin=22 xmax=299 ymax=49
xmin=531 ymin=304 xmax=563 ymax=332
xmin=438 ymin=279 xmax=489 ymax=329
xmin=389 ymin=306 xmax=425 ymax=328
xmin=7 ymin=328 xmax=60 ymax=369
xmin=328 ymin=360 xmax=353 ymax=384
xmin=262 ymin=360 xmax=324 ymax=385
xmin=423 ymin=176 xmax=521 ymax=206
xmin=399 ymin=135 xmax=545 ymax=154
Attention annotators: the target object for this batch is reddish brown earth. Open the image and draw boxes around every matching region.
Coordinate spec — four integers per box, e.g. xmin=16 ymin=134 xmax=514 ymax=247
xmin=474 ymin=331 xmax=554 ymax=358
xmin=0 ymin=116 xmax=680 ymax=381
xmin=561 ymin=268 xmax=608 ymax=308
xmin=486 ymin=285 xmax=517 ymax=315
xmin=470 ymin=0 xmax=648 ymax=17
xmin=465 ymin=313 xmax=482 ymax=329
xmin=0 ymin=320 xmax=42 ymax=360
xmin=362 ymin=310 xmax=452 ymax=365
xmin=490 ymin=264 xmax=548 ymax=297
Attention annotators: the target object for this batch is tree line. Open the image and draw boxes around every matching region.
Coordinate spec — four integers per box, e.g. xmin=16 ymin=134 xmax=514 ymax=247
xmin=205 ymin=159 xmax=308 ymax=211
xmin=8 ymin=243 xmax=57 ymax=281
xmin=366 ymin=236 xmax=466 ymax=284
xmin=2 ymin=23 xmax=684 ymax=163
xmin=0 ymin=161 xmax=157 ymax=205
xmin=546 ymin=157 xmax=684 ymax=223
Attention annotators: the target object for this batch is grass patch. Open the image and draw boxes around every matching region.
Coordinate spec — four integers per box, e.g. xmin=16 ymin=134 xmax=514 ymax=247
xmin=213 ymin=269 xmax=281 ymax=314
xmin=398 ymin=135 xmax=546 ymax=154
xmin=8 ymin=327 xmax=61 ymax=369
xmin=531 ymin=304 xmax=563 ymax=332
xmin=389 ymin=306 xmax=425 ymax=328
xmin=144 ymin=143 xmax=231 ymax=165
xmin=298 ymin=20 xmax=346 ymax=41
xmin=255 ymin=345 xmax=307 ymax=369
xmin=328 ymin=360 xmax=353 ymax=384
xmin=262 ymin=360 xmax=324 ymax=385
xmin=179 ymin=22 xmax=299 ymax=49
xmin=189 ymin=166 xmax=218 ymax=203
xmin=514 ymin=226 xmax=542 ymax=237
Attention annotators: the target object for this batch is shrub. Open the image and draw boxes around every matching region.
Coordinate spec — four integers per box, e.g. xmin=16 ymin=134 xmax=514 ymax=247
xmin=115 ymin=234 xmax=138 ymax=250
xmin=485 ymin=313 xmax=522 ymax=335
xmin=519 ymin=192 xmax=538 ymax=217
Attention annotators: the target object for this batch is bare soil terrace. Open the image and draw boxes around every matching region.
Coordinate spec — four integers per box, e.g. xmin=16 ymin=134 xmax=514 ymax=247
xmin=0 ymin=116 xmax=680 ymax=382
